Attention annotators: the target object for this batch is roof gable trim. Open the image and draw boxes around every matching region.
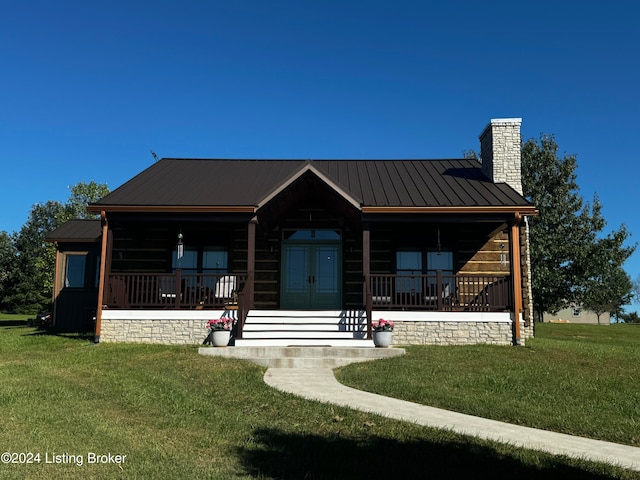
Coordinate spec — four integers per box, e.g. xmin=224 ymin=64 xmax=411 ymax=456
xmin=256 ymin=161 xmax=362 ymax=211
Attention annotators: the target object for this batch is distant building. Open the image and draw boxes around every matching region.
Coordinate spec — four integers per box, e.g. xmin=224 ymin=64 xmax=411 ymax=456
xmin=543 ymin=306 xmax=610 ymax=325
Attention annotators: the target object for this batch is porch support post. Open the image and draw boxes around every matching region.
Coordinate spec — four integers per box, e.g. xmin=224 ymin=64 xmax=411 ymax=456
xmin=363 ymin=221 xmax=372 ymax=339
xmin=247 ymin=217 xmax=257 ymax=308
xmin=94 ymin=211 xmax=109 ymax=344
xmin=510 ymin=214 xmax=523 ymax=345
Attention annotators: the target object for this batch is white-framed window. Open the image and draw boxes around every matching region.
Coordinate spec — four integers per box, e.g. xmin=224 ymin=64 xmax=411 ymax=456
xmin=65 ymin=254 xmax=87 ymax=288
xmin=572 ymin=307 xmax=581 ymax=318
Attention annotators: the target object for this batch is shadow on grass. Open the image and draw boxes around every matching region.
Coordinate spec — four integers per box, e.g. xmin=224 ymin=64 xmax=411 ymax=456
xmin=24 ymin=329 xmax=95 ymax=342
xmin=237 ymin=427 xmax=622 ymax=480
xmin=0 ymin=320 xmax=30 ymax=327
xmin=0 ymin=321 xmax=94 ymax=342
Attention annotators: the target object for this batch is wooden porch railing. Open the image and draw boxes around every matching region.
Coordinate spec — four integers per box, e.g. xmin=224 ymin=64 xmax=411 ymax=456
xmin=104 ymin=272 xmax=247 ymax=310
xmin=366 ymin=272 xmax=512 ymax=312
xmin=235 ymin=273 xmax=253 ymax=340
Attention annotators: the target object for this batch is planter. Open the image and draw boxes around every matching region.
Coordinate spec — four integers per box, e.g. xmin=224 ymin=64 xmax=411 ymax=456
xmin=373 ymin=330 xmax=392 ymax=348
xmin=211 ymin=330 xmax=231 ymax=347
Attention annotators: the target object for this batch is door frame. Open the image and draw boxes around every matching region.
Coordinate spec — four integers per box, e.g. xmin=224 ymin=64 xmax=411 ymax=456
xmin=280 ymin=229 xmax=342 ymax=309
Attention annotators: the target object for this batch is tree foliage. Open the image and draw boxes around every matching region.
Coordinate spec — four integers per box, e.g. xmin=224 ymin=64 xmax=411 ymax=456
xmin=0 ymin=181 xmax=109 ymax=313
xmin=522 ymin=134 xmax=635 ymax=319
xmin=62 ymin=181 xmax=111 ymax=221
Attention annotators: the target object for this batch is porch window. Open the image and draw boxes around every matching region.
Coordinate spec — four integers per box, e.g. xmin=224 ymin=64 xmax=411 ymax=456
xmin=173 ymin=246 xmax=198 ymax=272
xmin=172 ymin=246 xmax=228 ymax=274
xmin=395 ymin=249 xmax=454 ymax=293
xmin=65 ymin=254 xmax=87 ymax=288
xmin=203 ymin=247 xmax=229 ymax=278
xmin=396 ymin=250 xmax=422 ymax=293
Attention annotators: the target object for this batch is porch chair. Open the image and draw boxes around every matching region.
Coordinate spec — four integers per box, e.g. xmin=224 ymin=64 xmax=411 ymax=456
xmin=158 ymin=276 xmax=181 ymax=302
xmin=214 ymin=275 xmax=238 ymax=309
xmin=424 ymin=283 xmax=451 ymax=303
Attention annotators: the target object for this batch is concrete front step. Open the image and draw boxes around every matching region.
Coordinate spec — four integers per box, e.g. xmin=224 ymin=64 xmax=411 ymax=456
xmin=198 ymin=345 xmax=405 ymax=368
xmin=241 ymin=310 xmax=368 ymax=345
xmin=242 ymin=330 xmax=362 ymax=339
xmin=234 ymin=338 xmax=374 ymax=347
xmin=243 ymin=323 xmax=366 ymax=331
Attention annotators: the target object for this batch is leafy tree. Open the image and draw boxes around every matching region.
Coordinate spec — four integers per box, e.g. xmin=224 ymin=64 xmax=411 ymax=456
xmin=0 ymin=181 xmax=110 ymax=313
xmin=6 ymin=201 xmax=65 ymax=313
xmin=0 ymin=232 xmax=18 ymax=311
xmin=618 ymin=311 xmax=640 ymax=324
xmin=579 ymin=227 xmax=635 ymax=323
xmin=522 ymin=134 xmax=635 ymax=319
xmin=62 ymin=181 xmax=110 ymax=221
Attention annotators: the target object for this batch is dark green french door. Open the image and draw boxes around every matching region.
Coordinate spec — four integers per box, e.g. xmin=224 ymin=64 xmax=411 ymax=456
xmin=281 ymin=238 xmax=342 ymax=309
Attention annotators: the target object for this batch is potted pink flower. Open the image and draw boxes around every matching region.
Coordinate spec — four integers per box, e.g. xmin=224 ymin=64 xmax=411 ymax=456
xmin=372 ymin=318 xmax=394 ymax=347
xmin=205 ymin=317 xmax=233 ymax=347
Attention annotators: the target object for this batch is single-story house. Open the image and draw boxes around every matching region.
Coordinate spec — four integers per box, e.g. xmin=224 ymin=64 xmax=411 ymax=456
xmin=46 ymin=118 xmax=538 ymax=346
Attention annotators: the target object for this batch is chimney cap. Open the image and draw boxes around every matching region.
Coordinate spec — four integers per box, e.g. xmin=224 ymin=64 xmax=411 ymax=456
xmin=479 ymin=118 xmax=522 ymax=138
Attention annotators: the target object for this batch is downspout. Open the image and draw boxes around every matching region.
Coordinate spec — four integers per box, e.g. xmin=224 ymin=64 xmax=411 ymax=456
xmin=510 ymin=213 xmax=523 ymax=345
xmin=94 ymin=211 xmax=108 ymax=343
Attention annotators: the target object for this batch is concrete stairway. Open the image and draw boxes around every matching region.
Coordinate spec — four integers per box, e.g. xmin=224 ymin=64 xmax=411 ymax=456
xmin=198 ymin=346 xmax=405 ymax=368
xmin=233 ymin=310 xmax=374 ymax=347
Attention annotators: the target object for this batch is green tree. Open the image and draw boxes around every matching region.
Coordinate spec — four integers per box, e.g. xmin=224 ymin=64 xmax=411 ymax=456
xmin=619 ymin=311 xmax=640 ymax=324
xmin=0 ymin=231 xmax=18 ymax=311
xmin=62 ymin=181 xmax=110 ymax=221
xmin=522 ymin=134 xmax=635 ymax=319
xmin=579 ymin=227 xmax=635 ymax=323
xmin=1 ymin=181 xmax=110 ymax=313
xmin=6 ymin=201 xmax=65 ymax=313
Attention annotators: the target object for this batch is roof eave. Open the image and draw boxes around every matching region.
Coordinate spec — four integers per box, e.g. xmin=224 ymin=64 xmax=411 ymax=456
xmin=361 ymin=205 xmax=539 ymax=215
xmin=86 ymin=205 xmax=257 ymax=214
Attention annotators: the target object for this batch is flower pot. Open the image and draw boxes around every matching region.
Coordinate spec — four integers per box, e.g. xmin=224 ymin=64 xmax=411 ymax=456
xmin=211 ymin=330 xmax=231 ymax=347
xmin=373 ymin=330 xmax=392 ymax=348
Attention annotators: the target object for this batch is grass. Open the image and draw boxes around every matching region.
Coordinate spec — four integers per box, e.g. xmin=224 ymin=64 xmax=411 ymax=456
xmin=0 ymin=316 xmax=637 ymax=479
xmin=336 ymin=323 xmax=640 ymax=447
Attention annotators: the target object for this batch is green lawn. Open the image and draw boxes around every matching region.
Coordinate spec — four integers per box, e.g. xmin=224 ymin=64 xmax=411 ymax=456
xmin=0 ymin=316 xmax=637 ymax=479
xmin=337 ymin=323 xmax=640 ymax=447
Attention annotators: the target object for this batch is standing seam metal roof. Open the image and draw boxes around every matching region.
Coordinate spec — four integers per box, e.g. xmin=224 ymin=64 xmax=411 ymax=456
xmin=91 ymin=158 xmax=532 ymax=209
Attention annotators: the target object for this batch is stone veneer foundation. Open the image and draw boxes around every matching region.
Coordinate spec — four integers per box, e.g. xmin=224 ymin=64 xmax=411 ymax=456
xmin=374 ymin=311 xmax=526 ymax=346
xmin=101 ymin=310 xmax=527 ymax=346
xmin=100 ymin=310 xmax=227 ymax=345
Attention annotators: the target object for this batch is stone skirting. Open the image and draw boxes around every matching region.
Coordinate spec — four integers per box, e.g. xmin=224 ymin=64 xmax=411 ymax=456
xmin=391 ymin=319 xmax=522 ymax=346
xmin=100 ymin=310 xmax=525 ymax=346
xmin=100 ymin=310 xmax=226 ymax=344
xmin=373 ymin=311 xmax=524 ymax=346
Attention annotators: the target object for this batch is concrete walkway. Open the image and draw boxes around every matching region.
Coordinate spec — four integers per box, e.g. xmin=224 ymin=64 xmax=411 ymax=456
xmin=264 ymin=367 xmax=640 ymax=472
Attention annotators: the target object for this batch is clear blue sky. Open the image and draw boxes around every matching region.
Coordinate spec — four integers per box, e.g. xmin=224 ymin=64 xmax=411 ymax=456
xmin=1 ymin=1 xmax=639 ymax=303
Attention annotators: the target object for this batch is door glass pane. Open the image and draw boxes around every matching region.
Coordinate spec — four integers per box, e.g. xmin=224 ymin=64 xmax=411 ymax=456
xmin=315 ymin=246 xmax=338 ymax=294
xmin=65 ymin=255 xmax=86 ymax=288
xmin=285 ymin=230 xmax=341 ymax=241
xmin=285 ymin=247 xmax=309 ymax=293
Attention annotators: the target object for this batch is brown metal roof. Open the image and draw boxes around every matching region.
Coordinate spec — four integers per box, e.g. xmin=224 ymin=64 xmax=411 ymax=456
xmin=45 ymin=219 xmax=102 ymax=243
xmin=89 ymin=158 xmax=534 ymax=213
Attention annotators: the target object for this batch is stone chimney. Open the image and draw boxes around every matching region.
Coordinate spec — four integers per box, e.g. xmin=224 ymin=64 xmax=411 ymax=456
xmin=479 ymin=118 xmax=523 ymax=195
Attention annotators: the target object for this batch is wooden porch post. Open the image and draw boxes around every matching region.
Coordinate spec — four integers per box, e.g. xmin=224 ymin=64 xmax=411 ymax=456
xmin=247 ymin=217 xmax=257 ymax=308
xmin=363 ymin=222 xmax=372 ymax=339
xmin=94 ymin=211 xmax=109 ymax=343
xmin=510 ymin=214 xmax=523 ymax=345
